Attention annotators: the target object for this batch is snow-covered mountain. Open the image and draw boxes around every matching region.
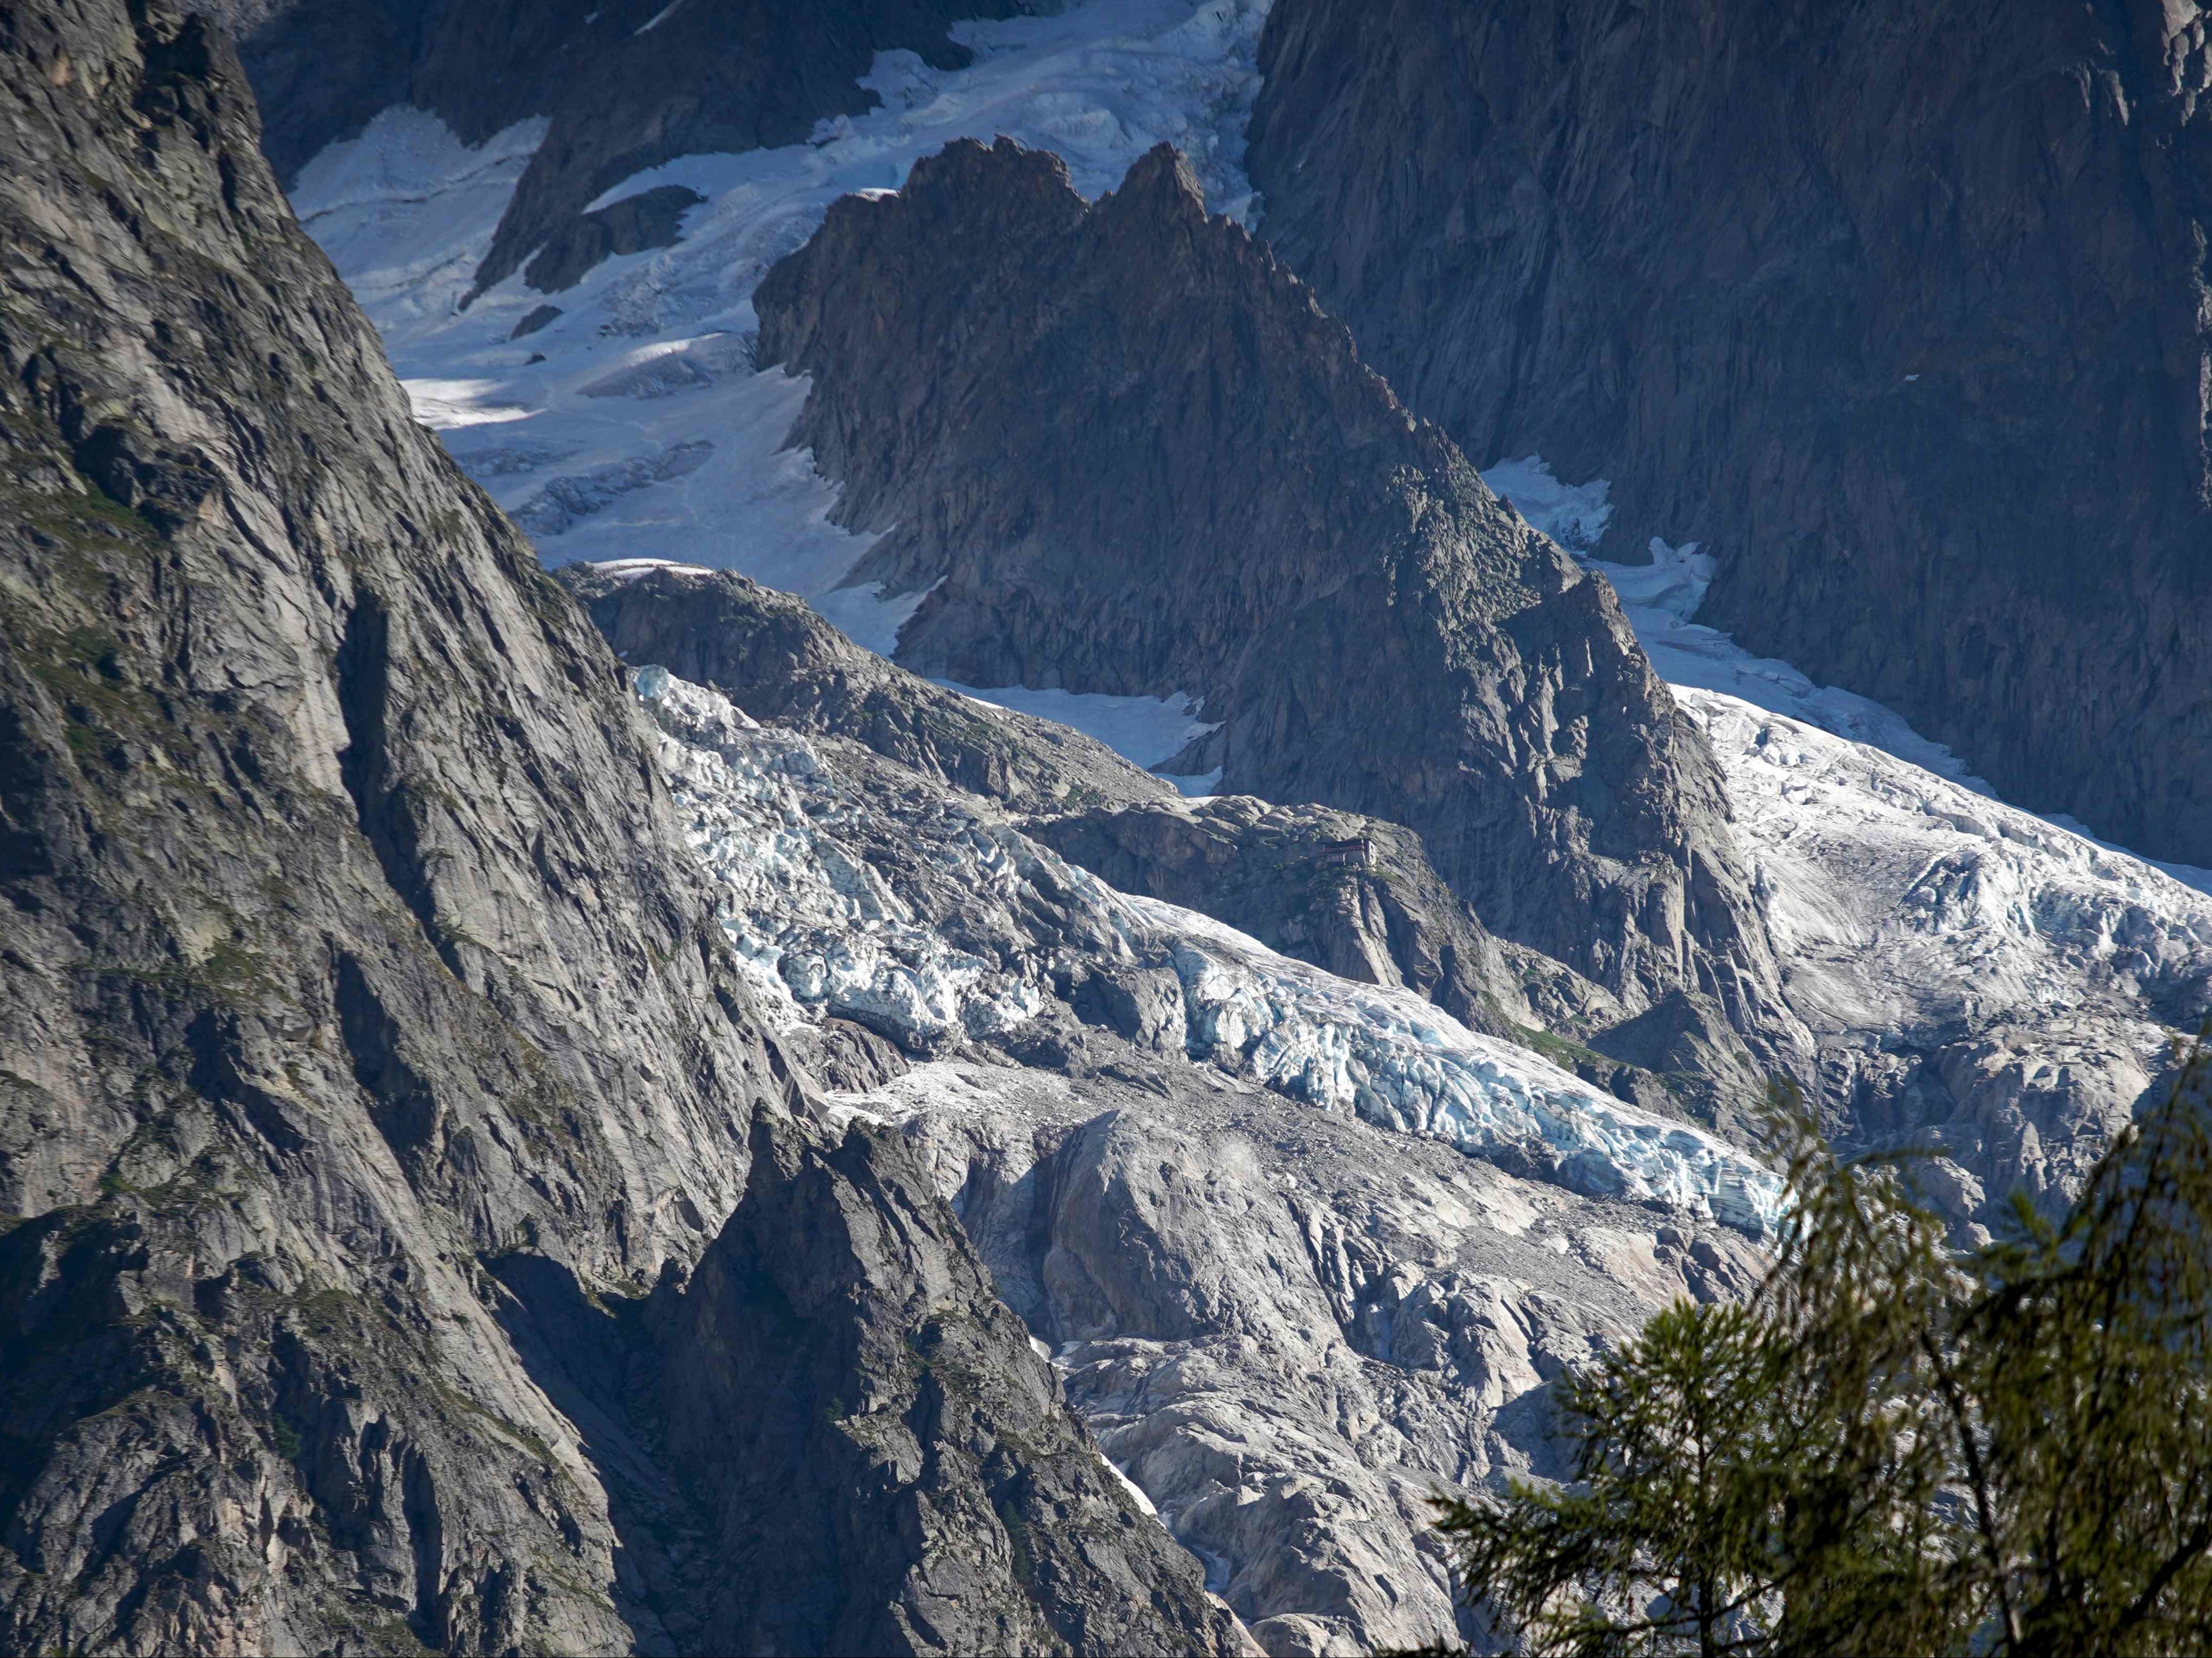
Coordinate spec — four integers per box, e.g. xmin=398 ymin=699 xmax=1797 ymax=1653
xmin=3 ymin=0 xmax=2202 ymax=1651
xmin=281 ymin=4 xmax=2209 ymax=1001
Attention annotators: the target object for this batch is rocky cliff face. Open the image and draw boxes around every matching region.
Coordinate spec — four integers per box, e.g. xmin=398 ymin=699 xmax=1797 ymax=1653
xmin=1031 ymin=796 xmax=1526 ymax=1038
xmin=227 ymin=0 xmax=1039 ymax=297
xmin=1247 ymin=0 xmax=2212 ymax=865
xmin=754 ymin=137 xmax=1804 ymax=1065
xmin=0 ymin=6 xmax=1242 ymax=1651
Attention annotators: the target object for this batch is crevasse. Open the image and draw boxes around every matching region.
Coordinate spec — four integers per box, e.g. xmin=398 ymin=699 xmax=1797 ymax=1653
xmin=639 ymin=667 xmax=1785 ymax=1234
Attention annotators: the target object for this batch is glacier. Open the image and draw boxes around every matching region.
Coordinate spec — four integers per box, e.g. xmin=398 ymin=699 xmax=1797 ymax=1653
xmin=282 ymin=0 xmax=2212 ymax=1227
xmin=641 ymin=667 xmax=1785 ymax=1233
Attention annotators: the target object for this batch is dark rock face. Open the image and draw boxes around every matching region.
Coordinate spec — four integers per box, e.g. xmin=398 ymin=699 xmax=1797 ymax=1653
xmin=558 ymin=560 xmax=1177 ymax=814
xmin=230 ymin=0 xmax=1040 ymax=296
xmin=522 ymin=182 xmax=706 ymax=293
xmin=1247 ymin=0 xmax=2212 ymax=864
xmin=0 ymin=7 xmax=1239 ymax=1650
xmin=660 ymin=1112 xmax=1243 ymax=1657
xmin=1031 ymin=796 xmax=1527 ymax=1040
xmin=754 ymin=137 xmax=1798 ymax=1053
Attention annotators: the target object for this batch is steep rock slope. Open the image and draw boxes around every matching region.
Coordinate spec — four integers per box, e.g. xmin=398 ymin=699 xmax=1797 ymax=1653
xmin=558 ymin=559 xmax=1176 ymax=814
xmin=228 ymin=0 xmax=1040 ymax=295
xmin=894 ymin=1060 xmax=1769 ymax=1656
xmin=1247 ymin=0 xmax=2212 ymax=864
xmin=0 ymin=7 xmax=1240 ymax=1651
xmin=755 ymin=136 xmax=1799 ymax=1061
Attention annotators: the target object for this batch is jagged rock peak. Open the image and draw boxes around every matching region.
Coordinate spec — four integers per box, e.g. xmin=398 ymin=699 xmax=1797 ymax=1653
xmin=755 ymin=135 xmax=1807 ymax=1066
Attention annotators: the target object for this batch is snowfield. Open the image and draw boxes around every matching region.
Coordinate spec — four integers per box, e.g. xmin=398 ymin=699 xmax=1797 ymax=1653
xmin=290 ymin=0 xmax=1271 ymax=723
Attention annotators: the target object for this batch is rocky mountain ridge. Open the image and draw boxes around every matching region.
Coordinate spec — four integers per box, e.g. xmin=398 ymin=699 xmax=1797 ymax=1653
xmin=1247 ymin=0 xmax=2212 ymax=866
xmin=754 ymin=135 xmax=1805 ymax=1080
xmin=557 ymin=560 xmax=1177 ymax=816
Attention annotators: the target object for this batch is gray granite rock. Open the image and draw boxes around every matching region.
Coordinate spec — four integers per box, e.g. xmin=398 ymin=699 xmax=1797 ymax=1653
xmin=753 ymin=137 xmax=1806 ymax=1075
xmin=0 ymin=8 xmax=1249 ymax=1650
xmin=1247 ymin=0 xmax=2212 ymax=866
xmin=657 ymin=1108 xmax=1244 ymax=1656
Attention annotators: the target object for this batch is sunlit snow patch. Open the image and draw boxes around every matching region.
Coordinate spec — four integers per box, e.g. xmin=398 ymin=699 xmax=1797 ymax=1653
xmin=402 ymin=379 xmax=538 ymax=429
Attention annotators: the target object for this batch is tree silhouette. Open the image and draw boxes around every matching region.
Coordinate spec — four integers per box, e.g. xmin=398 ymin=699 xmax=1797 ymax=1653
xmin=1440 ymin=1041 xmax=2212 ymax=1656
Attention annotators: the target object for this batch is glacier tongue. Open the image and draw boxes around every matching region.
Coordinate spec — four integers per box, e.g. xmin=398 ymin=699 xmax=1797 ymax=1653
xmin=1683 ymin=686 xmax=2212 ymax=1037
xmin=640 ymin=668 xmax=1784 ymax=1233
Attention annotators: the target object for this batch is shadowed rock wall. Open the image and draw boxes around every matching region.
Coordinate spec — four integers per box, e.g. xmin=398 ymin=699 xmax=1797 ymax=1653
xmin=1247 ymin=0 xmax=2212 ymax=863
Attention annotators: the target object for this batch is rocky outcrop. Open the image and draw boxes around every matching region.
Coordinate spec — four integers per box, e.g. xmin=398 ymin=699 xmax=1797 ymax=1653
xmin=558 ymin=560 xmax=1176 ymax=814
xmin=1247 ymin=0 xmax=2212 ymax=865
xmin=0 ymin=6 xmax=1241 ymax=1651
xmin=227 ymin=0 xmax=1042 ymax=296
xmin=1029 ymin=795 xmax=1766 ymax=1118
xmin=1030 ymin=795 xmax=1526 ymax=1040
xmin=658 ymin=1110 xmax=1243 ymax=1656
xmin=754 ymin=137 xmax=1802 ymax=1061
